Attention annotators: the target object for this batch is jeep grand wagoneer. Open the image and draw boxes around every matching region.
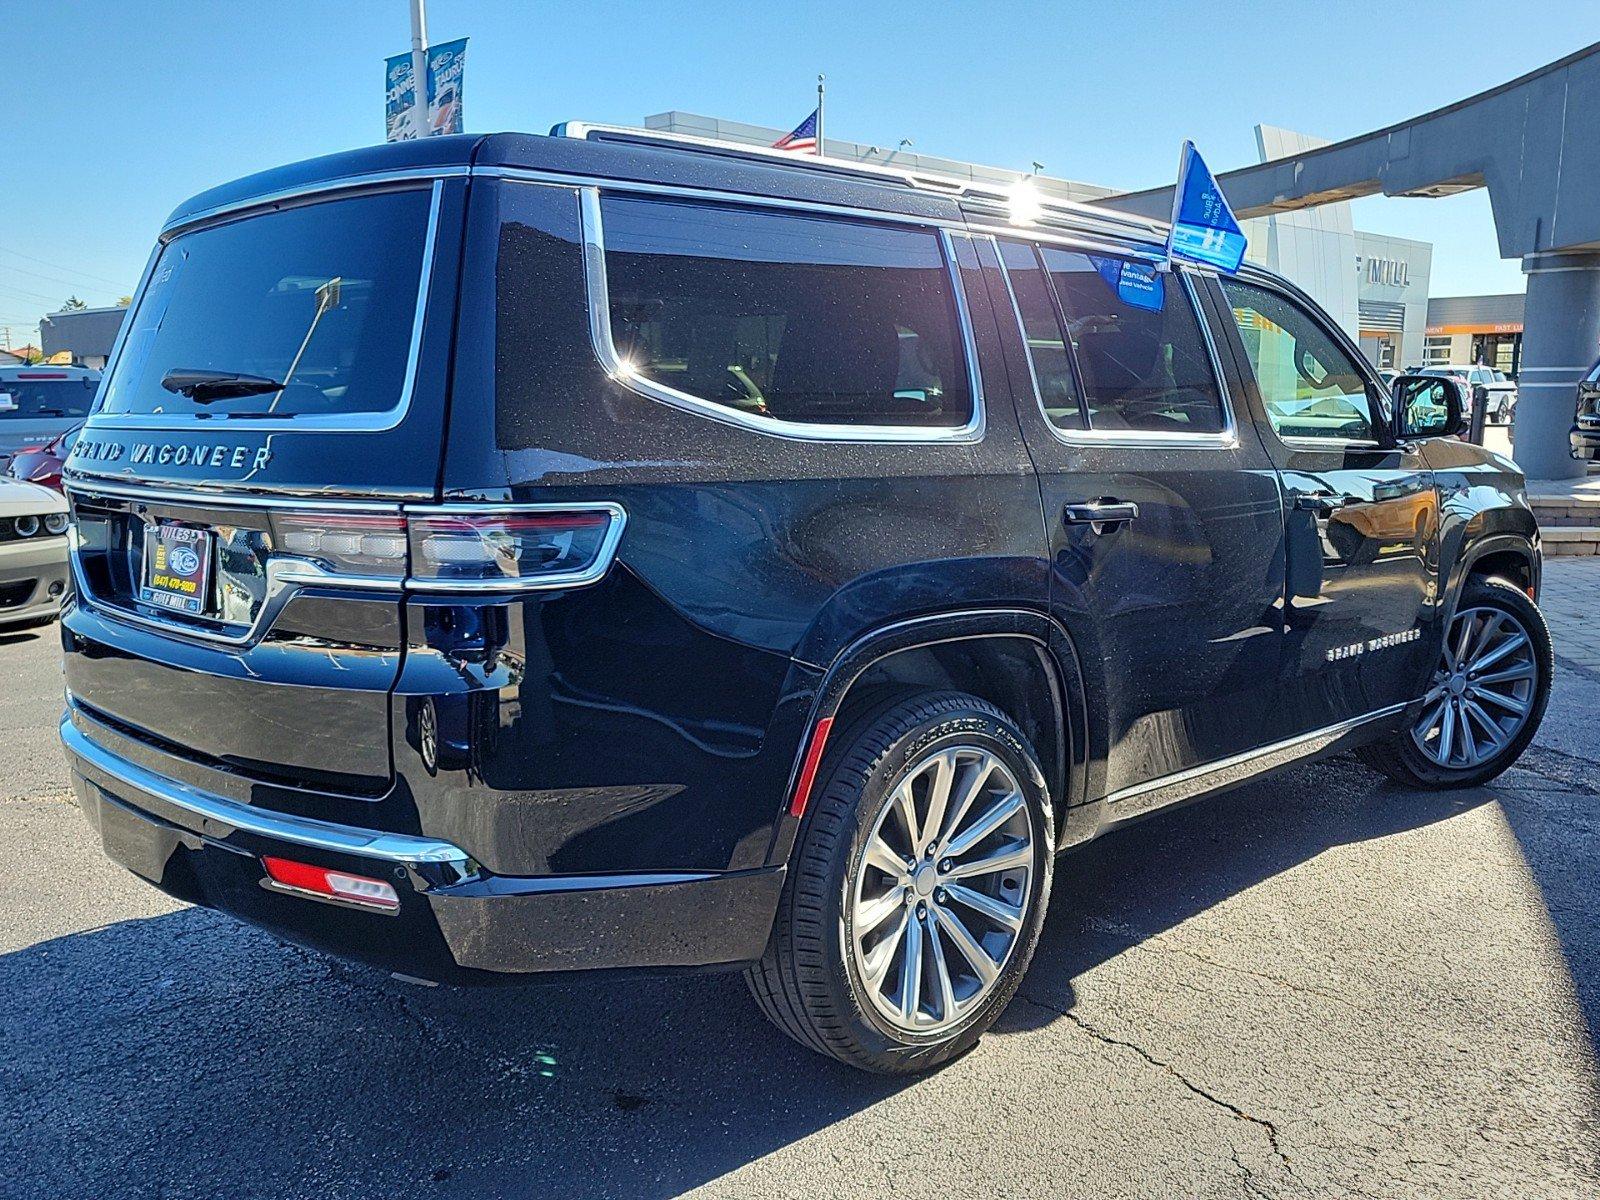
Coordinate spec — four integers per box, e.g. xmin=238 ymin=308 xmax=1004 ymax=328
xmin=59 ymin=127 xmax=1549 ymax=1073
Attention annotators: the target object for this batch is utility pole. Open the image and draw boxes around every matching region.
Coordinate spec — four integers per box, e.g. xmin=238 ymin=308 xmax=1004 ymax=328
xmin=409 ymin=0 xmax=430 ymax=139
xmin=815 ymin=75 xmax=825 ymax=157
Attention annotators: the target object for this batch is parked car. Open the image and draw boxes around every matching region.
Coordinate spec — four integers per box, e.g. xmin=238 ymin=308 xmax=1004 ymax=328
xmin=0 ymin=476 xmax=69 ymax=629
xmin=0 ymin=365 xmax=98 ymax=466
xmin=1466 ymin=365 xmax=1517 ymax=423
xmin=6 ymin=423 xmax=79 ymax=491
xmin=58 ymin=129 xmax=1551 ymax=1074
xmin=1572 ymin=355 xmax=1600 ymax=461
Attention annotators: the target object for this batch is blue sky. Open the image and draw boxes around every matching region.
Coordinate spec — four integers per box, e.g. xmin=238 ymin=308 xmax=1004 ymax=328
xmin=3 ymin=1 xmax=1595 ymax=348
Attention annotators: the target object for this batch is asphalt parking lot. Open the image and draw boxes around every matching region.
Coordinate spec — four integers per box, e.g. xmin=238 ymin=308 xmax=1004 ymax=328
xmin=3 ymin=567 xmax=1598 ymax=1199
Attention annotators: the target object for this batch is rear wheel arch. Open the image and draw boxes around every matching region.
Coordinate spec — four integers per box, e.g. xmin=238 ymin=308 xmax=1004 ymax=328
xmin=767 ymin=610 xmax=1089 ymax=868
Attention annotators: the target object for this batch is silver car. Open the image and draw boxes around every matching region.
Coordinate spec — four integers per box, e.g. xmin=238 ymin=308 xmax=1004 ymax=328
xmin=0 ymin=477 xmax=69 ymax=629
xmin=0 ymin=365 xmax=100 ymax=466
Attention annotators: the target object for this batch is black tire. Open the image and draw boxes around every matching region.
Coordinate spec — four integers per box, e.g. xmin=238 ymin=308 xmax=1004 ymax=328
xmin=746 ymin=691 xmax=1055 ymax=1074
xmin=1357 ymin=576 xmax=1551 ymax=789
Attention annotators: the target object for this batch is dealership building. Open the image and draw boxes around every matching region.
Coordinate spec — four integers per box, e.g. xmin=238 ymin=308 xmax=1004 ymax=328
xmin=642 ymin=112 xmax=1472 ymax=375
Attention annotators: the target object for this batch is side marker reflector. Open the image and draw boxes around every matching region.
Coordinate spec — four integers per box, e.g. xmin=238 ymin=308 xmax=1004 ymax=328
xmin=788 ymin=716 xmax=835 ymax=818
xmin=262 ymin=856 xmax=400 ymax=910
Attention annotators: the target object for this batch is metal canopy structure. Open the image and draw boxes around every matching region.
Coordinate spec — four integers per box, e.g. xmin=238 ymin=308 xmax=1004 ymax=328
xmin=1098 ymin=42 xmax=1600 ymax=479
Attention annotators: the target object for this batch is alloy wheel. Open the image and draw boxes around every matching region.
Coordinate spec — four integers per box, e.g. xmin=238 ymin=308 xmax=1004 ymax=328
xmin=1411 ymin=604 xmax=1538 ymax=771
xmin=849 ymin=745 xmax=1035 ymax=1034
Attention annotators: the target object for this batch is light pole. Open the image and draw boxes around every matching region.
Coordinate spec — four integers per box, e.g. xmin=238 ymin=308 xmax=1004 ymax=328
xmin=409 ymin=0 xmax=430 ymax=139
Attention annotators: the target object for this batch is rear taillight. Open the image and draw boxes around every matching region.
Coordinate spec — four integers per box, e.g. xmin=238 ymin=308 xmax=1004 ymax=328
xmin=271 ymin=511 xmax=409 ymax=580
xmin=267 ymin=504 xmax=625 ymax=592
xmin=262 ymin=856 xmax=400 ymax=911
xmin=408 ymin=505 xmax=625 ymax=590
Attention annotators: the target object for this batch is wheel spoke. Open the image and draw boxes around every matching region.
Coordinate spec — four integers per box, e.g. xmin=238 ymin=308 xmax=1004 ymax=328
xmin=1436 ymin=700 xmax=1456 ymax=764
xmin=1453 ymin=611 xmax=1481 ymax=663
xmin=1462 ymin=697 xmax=1506 ymax=748
xmin=864 ymin=835 xmax=907 ymax=878
xmin=943 ymin=841 xmax=1032 ymax=881
xmin=915 ymin=751 xmax=956 ymax=859
xmin=1473 ymin=662 xmax=1534 ymax=688
xmin=857 ymin=886 xmax=907 ymax=935
xmin=1413 ymin=697 xmax=1447 ymax=742
xmin=1474 ymin=687 xmax=1529 ymax=716
xmin=1465 ymin=612 xmax=1502 ymax=662
xmin=946 ymin=882 xmax=1024 ymax=930
xmin=933 ymin=903 xmax=999 ymax=986
xmin=897 ymin=910 xmax=924 ymax=1021
xmin=944 ymin=791 xmax=1024 ymax=859
xmin=891 ymin=780 xmax=921 ymax=851
xmin=936 ymin=757 xmax=996 ymax=853
xmin=1470 ymin=632 xmax=1528 ymax=675
xmin=1455 ymin=702 xmax=1478 ymax=765
xmin=863 ymin=908 xmax=908 ymax=987
xmin=924 ymin=910 xmax=958 ymax=1021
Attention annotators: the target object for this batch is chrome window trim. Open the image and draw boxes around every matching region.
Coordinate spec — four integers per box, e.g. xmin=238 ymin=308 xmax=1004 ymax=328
xmin=86 ymin=179 xmax=447 ymax=437
xmin=160 ymin=166 xmax=470 ymax=236
xmin=575 ymin=185 xmax=985 ymax=445
xmin=990 ymin=235 xmax=1239 ymax=451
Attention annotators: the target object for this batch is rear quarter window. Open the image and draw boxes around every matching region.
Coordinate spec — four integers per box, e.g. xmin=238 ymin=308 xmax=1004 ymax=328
xmin=598 ymin=195 xmax=972 ymax=430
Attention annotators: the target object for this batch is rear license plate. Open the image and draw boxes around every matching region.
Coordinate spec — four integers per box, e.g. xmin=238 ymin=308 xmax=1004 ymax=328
xmin=140 ymin=523 xmax=215 ymax=616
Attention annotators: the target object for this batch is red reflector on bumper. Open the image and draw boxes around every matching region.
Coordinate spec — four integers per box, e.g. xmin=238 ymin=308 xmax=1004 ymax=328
xmin=262 ymin=856 xmax=400 ymax=910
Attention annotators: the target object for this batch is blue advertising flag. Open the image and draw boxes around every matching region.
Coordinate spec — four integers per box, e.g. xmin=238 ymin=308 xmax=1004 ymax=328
xmin=1165 ymin=142 xmax=1247 ymax=274
xmin=425 ymin=37 xmax=467 ymax=136
xmin=384 ymin=52 xmax=415 ymax=142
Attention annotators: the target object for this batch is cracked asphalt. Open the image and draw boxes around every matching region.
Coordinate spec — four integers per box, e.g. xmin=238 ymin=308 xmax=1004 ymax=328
xmin=4 ymin=564 xmax=1600 ymax=1198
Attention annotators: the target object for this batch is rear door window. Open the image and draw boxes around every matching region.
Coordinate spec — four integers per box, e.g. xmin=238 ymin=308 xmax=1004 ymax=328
xmin=1037 ymin=246 xmax=1226 ymax=435
xmin=598 ymin=195 xmax=972 ymax=429
xmin=99 ymin=189 xmax=434 ymax=421
xmin=0 ymin=376 xmax=97 ymax=419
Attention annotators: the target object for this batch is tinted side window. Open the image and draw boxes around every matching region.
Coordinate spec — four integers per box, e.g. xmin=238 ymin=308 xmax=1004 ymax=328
xmin=1221 ymin=279 xmax=1376 ymax=442
xmin=600 ymin=196 xmax=971 ymax=428
xmin=1039 ymin=248 xmax=1225 ymax=435
xmin=997 ymin=239 xmax=1083 ymax=430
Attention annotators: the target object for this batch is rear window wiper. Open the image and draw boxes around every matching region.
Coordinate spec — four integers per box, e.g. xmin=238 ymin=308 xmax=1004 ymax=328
xmin=161 ymin=368 xmax=282 ymax=404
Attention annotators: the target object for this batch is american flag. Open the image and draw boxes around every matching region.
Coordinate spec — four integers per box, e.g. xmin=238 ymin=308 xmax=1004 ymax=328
xmin=773 ymin=108 xmax=820 ymax=153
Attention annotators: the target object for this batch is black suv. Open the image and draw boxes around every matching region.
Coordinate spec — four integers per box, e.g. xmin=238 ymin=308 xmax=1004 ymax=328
xmin=59 ymin=127 xmax=1550 ymax=1074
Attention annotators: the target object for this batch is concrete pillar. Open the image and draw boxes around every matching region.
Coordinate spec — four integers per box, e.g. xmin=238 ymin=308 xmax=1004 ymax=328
xmin=1514 ymin=250 xmax=1600 ymax=480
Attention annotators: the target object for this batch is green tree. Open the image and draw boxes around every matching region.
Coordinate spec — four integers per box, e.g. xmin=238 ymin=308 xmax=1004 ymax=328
xmin=60 ymin=296 xmax=87 ymax=311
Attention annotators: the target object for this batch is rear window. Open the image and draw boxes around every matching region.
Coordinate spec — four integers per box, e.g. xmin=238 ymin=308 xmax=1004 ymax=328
xmin=99 ymin=189 xmax=433 ymax=420
xmin=0 ymin=377 xmax=97 ymax=420
xmin=599 ymin=195 xmax=971 ymax=429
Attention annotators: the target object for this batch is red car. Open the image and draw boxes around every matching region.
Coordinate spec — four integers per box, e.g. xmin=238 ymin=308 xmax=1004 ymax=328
xmin=5 ymin=424 xmax=77 ymax=492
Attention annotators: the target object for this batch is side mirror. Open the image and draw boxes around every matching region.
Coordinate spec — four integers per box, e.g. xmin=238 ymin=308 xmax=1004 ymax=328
xmin=0 ymin=393 xmax=15 ymax=414
xmin=1391 ymin=374 xmax=1463 ymax=440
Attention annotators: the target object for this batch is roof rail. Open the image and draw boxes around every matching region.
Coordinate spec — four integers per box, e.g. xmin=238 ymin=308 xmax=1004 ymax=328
xmin=551 ymin=121 xmax=1165 ymax=241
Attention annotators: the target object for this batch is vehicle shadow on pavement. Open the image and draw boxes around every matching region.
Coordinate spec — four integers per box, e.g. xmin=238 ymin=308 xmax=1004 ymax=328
xmin=3 ymin=752 xmax=1594 ymax=1200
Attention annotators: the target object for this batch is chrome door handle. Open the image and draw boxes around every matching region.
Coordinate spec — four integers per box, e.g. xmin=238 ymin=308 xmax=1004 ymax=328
xmin=1062 ymin=500 xmax=1140 ymax=527
xmin=1293 ymin=492 xmax=1355 ymax=516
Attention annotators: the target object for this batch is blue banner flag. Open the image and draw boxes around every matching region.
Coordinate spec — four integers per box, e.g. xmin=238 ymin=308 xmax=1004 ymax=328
xmin=385 ymin=37 xmax=468 ymax=141
xmin=425 ymin=38 xmax=467 ymax=136
xmin=1165 ymin=141 xmax=1247 ymax=274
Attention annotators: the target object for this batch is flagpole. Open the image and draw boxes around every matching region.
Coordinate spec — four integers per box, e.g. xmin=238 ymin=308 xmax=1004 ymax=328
xmin=815 ymin=75 xmax=825 ymax=157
